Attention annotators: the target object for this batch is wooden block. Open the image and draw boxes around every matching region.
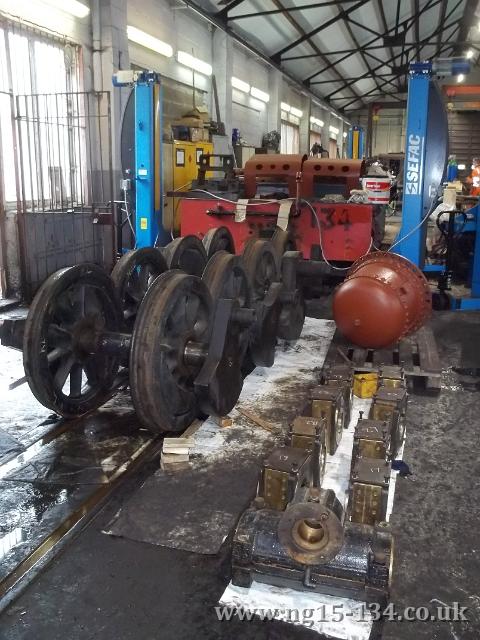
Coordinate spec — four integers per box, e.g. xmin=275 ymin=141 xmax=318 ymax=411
xmin=162 ymin=444 xmax=191 ymax=455
xmin=163 ymin=437 xmax=194 ymax=448
xmin=182 ymin=419 xmax=203 ymax=439
xmin=213 ymin=415 xmax=233 ymax=428
xmin=236 ymin=407 xmax=277 ymax=433
xmin=161 ymin=452 xmax=190 ymax=471
xmin=161 ymin=452 xmax=189 ymax=463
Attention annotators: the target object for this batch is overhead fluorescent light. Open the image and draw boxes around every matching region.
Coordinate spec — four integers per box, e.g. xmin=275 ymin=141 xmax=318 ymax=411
xmin=281 ymin=102 xmax=291 ymax=112
xmin=310 ymin=116 xmax=324 ymax=127
xmin=290 ymin=107 xmax=303 ymax=118
xmin=43 ymin=0 xmax=90 ymax=17
xmin=466 ymin=49 xmax=474 ymax=59
xmin=177 ymin=51 xmax=212 ymax=76
xmin=329 ymin=125 xmax=339 ymax=135
xmin=127 ymin=26 xmax=173 ymax=58
xmin=250 ymin=86 xmax=269 ymax=102
xmin=458 ymin=164 xmax=466 ymax=170
xmin=232 ymin=76 xmax=250 ymax=93
xmin=457 ymin=74 xmax=465 ymax=83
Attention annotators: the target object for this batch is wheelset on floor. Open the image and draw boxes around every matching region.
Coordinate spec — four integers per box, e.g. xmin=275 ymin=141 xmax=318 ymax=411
xmin=20 ymin=232 xmax=307 ymax=434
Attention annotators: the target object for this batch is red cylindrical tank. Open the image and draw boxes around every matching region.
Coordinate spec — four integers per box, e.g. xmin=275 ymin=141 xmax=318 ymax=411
xmin=332 ymin=252 xmax=432 ymax=348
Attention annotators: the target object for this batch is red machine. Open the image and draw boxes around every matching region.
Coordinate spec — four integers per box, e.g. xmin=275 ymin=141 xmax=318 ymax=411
xmin=179 ymin=154 xmax=373 ymax=262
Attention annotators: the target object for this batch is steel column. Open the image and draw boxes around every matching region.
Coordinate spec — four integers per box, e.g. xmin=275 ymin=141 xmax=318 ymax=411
xmin=394 ymin=71 xmax=430 ymax=266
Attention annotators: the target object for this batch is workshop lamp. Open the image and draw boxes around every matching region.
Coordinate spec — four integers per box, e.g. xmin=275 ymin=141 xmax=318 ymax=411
xmin=127 ymin=26 xmax=173 ymax=58
xmin=310 ymin=116 xmax=324 ymax=127
xmin=231 ymin=77 xmax=250 ymax=93
xmin=43 ymin=0 xmax=89 ymax=17
xmin=177 ymin=51 xmax=212 ymax=76
xmin=466 ymin=49 xmax=474 ymax=59
xmin=250 ymin=86 xmax=270 ymax=102
xmin=457 ymin=74 xmax=465 ymax=83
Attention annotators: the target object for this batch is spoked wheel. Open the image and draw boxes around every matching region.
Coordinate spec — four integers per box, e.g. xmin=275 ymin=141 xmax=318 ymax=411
xmin=162 ymin=235 xmax=208 ymax=276
xmin=203 ymin=251 xmax=249 ymax=298
xmin=242 ymin=240 xmax=282 ymax=367
xmin=271 ymin=227 xmax=296 ymax=270
xmin=129 ymin=271 xmax=213 ymax=433
xmin=201 ymin=251 xmax=252 ymax=413
xmin=277 ymin=295 xmax=306 ymax=341
xmin=111 ymin=248 xmax=168 ymax=330
xmin=202 ymin=226 xmax=235 ymax=259
xmin=23 ymin=264 xmax=122 ymax=417
xmin=202 ymin=250 xmax=251 ymax=326
xmin=243 ymin=239 xmax=280 ymax=300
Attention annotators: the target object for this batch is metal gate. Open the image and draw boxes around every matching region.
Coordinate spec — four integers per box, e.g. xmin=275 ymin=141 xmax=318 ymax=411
xmin=15 ymin=90 xmax=114 ymax=299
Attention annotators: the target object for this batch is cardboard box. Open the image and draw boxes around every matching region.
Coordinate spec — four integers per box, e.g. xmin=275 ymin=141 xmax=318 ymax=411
xmin=182 ymin=105 xmax=210 ymax=123
xmin=189 ymin=127 xmax=204 ymax=142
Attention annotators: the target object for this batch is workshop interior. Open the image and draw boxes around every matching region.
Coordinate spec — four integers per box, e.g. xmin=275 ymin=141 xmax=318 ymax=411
xmin=0 ymin=1 xmax=479 ymax=639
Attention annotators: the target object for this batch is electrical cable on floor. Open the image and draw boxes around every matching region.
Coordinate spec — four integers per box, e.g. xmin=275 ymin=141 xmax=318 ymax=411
xmin=302 ymin=199 xmax=372 ymax=271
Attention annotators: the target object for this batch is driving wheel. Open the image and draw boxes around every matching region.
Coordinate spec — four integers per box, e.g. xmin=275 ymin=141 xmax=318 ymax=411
xmin=111 ymin=247 xmax=168 ymax=330
xmin=162 ymin=235 xmax=208 ymax=276
xmin=242 ymin=239 xmax=282 ymax=367
xmin=129 ymin=271 xmax=213 ymax=433
xmin=23 ymin=264 xmax=122 ymax=417
xmin=202 ymin=226 xmax=235 ymax=259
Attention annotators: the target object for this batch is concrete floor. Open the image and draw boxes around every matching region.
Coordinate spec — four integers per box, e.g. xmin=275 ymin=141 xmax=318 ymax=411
xmin=1 ymin=311 xmax=480 ymax=639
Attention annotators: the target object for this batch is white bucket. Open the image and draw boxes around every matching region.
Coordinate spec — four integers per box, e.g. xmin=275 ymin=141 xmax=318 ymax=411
xmin=361 ymin=178 xmax=391 ymax=204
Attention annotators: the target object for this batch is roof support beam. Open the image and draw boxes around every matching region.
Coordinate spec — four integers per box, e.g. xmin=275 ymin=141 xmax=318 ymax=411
xmin=270 ymin=0 xmax=364 ymax=103
xmin=340 ymin=35 xmax=462 ymax=110
xmin=272 ymin=0 xmax=370 ymax=60
xmin=215 ymin=0 xmax=246 ymax=19
xmin=453 ymin=0 xmax=478 ymax=56
xmin=322 ymin=8 xmax=463 ymax=99
xmin=338 ymin=3 xmax=399 ymax=96
xmin=179 ymin=0 xmax=348 ymax=117
xmin=303 ymin=0 xmax=443 ymax=82
xmin=376 ymin=0 xmax=396 ymax=88
xmin=226 ymin=1 xmax=360 ymax=21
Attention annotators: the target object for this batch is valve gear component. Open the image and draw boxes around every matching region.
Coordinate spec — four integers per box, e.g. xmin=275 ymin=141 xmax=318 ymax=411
xmin=310 ymin=385 xmax=347 ymax=455
xmin=277 ymin=490 xmax=344 ymax=565
xmin=231 ymin=488 xmax=393 ymax=604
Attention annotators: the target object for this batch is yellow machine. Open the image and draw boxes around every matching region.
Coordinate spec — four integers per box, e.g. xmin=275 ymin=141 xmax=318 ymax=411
xmin=163 ymin=140 xmax=214 ymax=235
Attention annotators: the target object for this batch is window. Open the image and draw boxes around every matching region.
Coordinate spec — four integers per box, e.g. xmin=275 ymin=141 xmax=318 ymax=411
xmin=329 ymin=138 xmax=338 ymax=159
xmin=281 ymin=121 xmax=299 ymax=154
xmin=309 ymin=131 xmax=322 ymax=151
xmin=0 ymin=22 xmax=82 ymax=206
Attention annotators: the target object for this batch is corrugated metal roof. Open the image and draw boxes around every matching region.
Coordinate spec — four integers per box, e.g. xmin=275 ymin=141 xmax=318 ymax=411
xmin=190 ymin=0 xmax=478 ymax=113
